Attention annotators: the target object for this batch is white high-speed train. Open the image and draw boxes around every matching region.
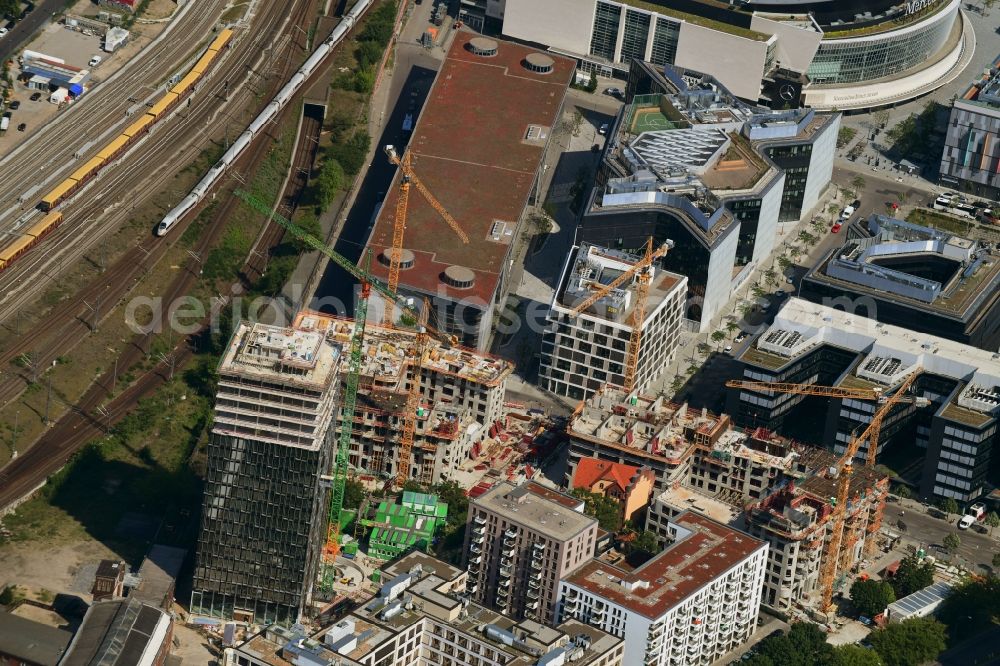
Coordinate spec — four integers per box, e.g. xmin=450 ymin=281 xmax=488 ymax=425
xmin=156 ymin=0 xmax=375 ymax=236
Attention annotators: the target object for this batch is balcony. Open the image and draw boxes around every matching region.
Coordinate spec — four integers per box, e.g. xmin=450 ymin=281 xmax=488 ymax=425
xmin=470 ymin=543 xmax=482 ymax=555
xmin=504 ymin=528 xmax=517 ymax=539
xmin=528 ymin=578 xmax=540 ymax=590
xmin=500 ymin=564 xmax=512 ymax=577
xmin=527 ymin=599 xmax=539 ymax=610
xmin=499 ymin=577 xmax=511 ymax=587
xmin=474 ymin=515 xmax=487 ymax=525
xmin=469 ymin=555 xmax=482 ymax=565
xmin=527 ymin=588 xmax=539 ymax=600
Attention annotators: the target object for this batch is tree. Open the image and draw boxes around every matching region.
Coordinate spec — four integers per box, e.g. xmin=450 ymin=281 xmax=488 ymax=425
xmin=938 ymin=497 xmax=960 ymax=517
xmin=833 ymin=644 xmax=882 ymax=666
xmin=890 ymin=554 xmax=934 ymax=598
xmin=711 ymin=330 xmax=726 ymax=349
xmin=342 ymin=478 xmax=365 ymax=510
xmin=748 ymin=623 xmax=834 ymax=666
xmin=850 ymin=579 xmax=896 ymax=617
xmin=942 ymin=533 xmax=961 ymax=555
xmin=851 ymin=175 xmax=866 ymax=195
xmin=892 ymin=484 xmax=910 ymax=500
xmin=777 ymin=256 xmax=793 ymax=273
xmin=289 ymin=215 xmax=323 ymax=253
xmin=586 ymin=70 xmax=598 ymax=93
xmin=401 ymin=479 xmax=424 ymax=493
xmin=313 ymin=158 xmax=345 ymax=211
xmin=571 ymin=488 xmax=622 ymax=532
xmin=624 ymin=530 xmax=659 ymax=563
xmin=937 ymin=575 xmax=1000 ymax=644
xmin=431 ymin=480 xmax=469 ymax=534
xmin=868 ymin=617 xmax=946 ymax=666
xmin=326 ymin=130 xmax=370 ymax=176
xmin=985 ymin=511 xmax=1000 ymax=535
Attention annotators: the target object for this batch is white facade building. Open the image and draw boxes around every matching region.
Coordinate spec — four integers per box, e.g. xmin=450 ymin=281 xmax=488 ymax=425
xmin=540 ymin=243 xmax=687 ymax=400
xmin=558 ymin=512 xmax=767 ymax=666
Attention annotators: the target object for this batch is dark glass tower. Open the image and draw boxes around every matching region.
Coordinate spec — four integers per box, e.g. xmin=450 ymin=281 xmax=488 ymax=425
xmin=190 ymin=321 xmax=341 ymax=624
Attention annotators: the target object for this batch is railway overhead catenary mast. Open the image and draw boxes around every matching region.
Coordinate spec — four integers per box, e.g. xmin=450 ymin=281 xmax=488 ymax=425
xmin=568 ymin=237 xmax=672 ymax=393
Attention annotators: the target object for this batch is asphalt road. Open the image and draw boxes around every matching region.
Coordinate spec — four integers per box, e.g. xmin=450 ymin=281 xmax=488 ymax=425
xmin=883 ymin=502 xmax=998 ymax=570
xmin=311 ymin=49 xmax=439 ymax=307
xmin=0 ymin=0 xmax=63 ymax=64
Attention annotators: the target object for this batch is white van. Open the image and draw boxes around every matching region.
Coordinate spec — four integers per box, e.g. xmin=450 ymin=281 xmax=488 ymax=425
xmin=88 ymin=55 xmax=102 ymax=67
xmin=840 ymin=205 xmax=855 ymax=221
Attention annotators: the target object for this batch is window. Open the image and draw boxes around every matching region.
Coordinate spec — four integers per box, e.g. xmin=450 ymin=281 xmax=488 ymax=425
xmin=589 ymin=1 xmax=621 ymax=61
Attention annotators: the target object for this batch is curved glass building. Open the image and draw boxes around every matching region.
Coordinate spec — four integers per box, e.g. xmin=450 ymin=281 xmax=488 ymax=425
xmin=807 ymin=0 xmax=960 ymax=85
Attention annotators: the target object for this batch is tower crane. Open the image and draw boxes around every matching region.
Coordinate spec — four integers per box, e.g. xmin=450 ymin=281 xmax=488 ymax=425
xmin=568 ymin=237 xmax=673 ymax=393
xmin=383 ymin=145 xmax=468 ymax=303
xmin=234 ymin=190 xmax=454 ymax=592
xmin=393 ymin=297 xmax=431 ymax=491
xmin=727 ymin=374 xmax=927 ymax=610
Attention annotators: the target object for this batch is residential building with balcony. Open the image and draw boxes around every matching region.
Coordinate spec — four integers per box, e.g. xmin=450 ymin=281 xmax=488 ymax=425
xmin=557 ymin=512 xmax=767 ymax=666
xmin=226 ymin=552 xmax=625 ymax=666
xmin=463 ymin=482 xmax=599 ymax=624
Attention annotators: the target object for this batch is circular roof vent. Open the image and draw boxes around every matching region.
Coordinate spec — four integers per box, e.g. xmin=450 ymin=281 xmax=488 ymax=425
xmin=378 ymin=248 xmax=415 ymax=270
xmin=524 ymin=53 xmax=554 ymax=74
xmin=468 ymin=37 xmax=498 ymax=57
xmin=442 ymin=265 xmax=476 ymax=289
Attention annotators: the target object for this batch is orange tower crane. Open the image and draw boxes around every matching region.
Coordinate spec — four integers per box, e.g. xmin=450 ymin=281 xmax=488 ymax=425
xmin=568 ymin=238 xmax=673 ymax=392
xmin=383 ymin=145 xmax=469 ymax=302
xmin=728 ymin=373 xmax=926 ymax=609
xmin=393 ymin=298 xmax=431 ymax=490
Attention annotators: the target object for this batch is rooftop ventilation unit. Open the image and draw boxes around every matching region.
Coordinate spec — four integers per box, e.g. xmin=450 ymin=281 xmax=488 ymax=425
xmin=467 ymin=37 xmax=498 ymax=57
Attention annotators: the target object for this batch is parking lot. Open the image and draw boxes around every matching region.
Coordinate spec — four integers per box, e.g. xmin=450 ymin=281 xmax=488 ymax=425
xmin=28 ymin=22 xmax=104 ymax=71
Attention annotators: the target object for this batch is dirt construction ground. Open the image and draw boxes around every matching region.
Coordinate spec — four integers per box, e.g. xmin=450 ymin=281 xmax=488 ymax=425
xmin=0 ymin=539 xmax=121 ymax=603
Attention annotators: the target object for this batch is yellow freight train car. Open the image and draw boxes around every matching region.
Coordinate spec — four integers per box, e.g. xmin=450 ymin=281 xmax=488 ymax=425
xmin=0 ymin=211 xmax=63 ymax=271
xmin=123 ymin=113 xmax=155 ymax=139
xmin=146 ymin=91 xmax=179 ymax=120
xmin=40 ymin=178 xmax=79 ymax=211
xmin=69 ymin=156 xmax=106 ymax=184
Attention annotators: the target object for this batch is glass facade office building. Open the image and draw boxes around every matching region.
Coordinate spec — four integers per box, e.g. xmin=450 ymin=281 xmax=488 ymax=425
xmin=807 ymin=2 xmax=958 ymax=86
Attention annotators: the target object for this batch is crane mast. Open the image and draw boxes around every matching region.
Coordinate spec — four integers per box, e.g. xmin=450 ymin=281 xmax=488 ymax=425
xmin=568 ymin=237 xmax=672 ymax=392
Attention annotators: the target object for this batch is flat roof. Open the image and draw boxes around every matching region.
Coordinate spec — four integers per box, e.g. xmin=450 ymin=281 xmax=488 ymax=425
xmin=219 ymin=321 xmax=341 ymax=391
xmin=887 ymin=581 xmax=952 ymax=618
xmin=0 ymin=612 xmax=72 ymax=666
xmin=132 ymin=545 xmax=186 ymax=608
xmin=654 ymin=485 xmax=742 ymax=524
xmin=472 ymin=481 xmax=595 ymax=541
xmin=292 ymin=310 xmax=513 ymax=387
xmin=551 ymin=243 xmax=686 ymax=326
xmin=738 ymin=298 xmax=1000 ymax=423
xmin=364 ymin=33 xmax=573 ymax=305
xmin=804 ymin=215 xmax=1000 ymax=318
xmin=563 ymin=512 xmax=764 ymax=619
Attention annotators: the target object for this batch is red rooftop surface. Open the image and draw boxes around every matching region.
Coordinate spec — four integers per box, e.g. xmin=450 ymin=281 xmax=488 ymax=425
xmin=365 ymin=33 xmax=574 ymax=305
xmin=564 ymin=512 xmax=765 ymax=619
xmin=571 ymin=458 xmax=642 ymax=495
xmin=526 ymin=481 xmax=585 ymax=511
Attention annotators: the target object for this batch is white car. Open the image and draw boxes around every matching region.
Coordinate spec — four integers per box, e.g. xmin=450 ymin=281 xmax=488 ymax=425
xmin=89 ymin=55 xmax=102 ymax=67
xmin=958 ymin=514 xmax=975 ymax=530
xmin=0 ymin=28 xmax=8 ymax=37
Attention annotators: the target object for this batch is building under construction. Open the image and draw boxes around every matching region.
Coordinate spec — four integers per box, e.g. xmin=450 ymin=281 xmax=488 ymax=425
xmin=539 ymin=242 xmax=687 ymax=400
xmin=293 ymin=310 xmax=513 ymax=485
xmin=746 ymin=469 xmax=888 ymax=611
xmin=191 ymin=321 xmax=342 ymax=625
xmin=568 ymin=386 xmax=888 ymax=613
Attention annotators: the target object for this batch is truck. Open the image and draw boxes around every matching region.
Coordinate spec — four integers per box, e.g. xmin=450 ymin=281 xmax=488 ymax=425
xmin=958 ymin=502 xmax=986 ymax=529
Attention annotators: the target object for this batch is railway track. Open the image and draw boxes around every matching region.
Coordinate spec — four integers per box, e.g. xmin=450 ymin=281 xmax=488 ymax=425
xmin=244 ymin=103 xmax=324 ymax=282
xmin=0 ymin=0 xmax=322 ymax=512
xmin=0 ymin=0 xmax=233 ymax=228
xmin=0 ymin=1 xmax=317 ymax=407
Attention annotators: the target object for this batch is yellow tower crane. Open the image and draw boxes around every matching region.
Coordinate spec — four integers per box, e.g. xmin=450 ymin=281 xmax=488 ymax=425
xmin=568 ymin=238 xmax=673 ymax=392
xmin=383 ymin=145 xmax=469 ymax=301
xmin=728 ymin=373 xmax=928 ymax=609
xmin=393 ymin=298 xmax=431 ymax=491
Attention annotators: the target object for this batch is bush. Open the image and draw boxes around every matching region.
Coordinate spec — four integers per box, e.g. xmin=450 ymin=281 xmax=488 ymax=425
xmin=326 ymin=131 xmax=371 ymax=176
xmin=850 ymin=579 xmax=895 ymax=617
xmin=312 ymin=159 xmax=345 ymax=211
